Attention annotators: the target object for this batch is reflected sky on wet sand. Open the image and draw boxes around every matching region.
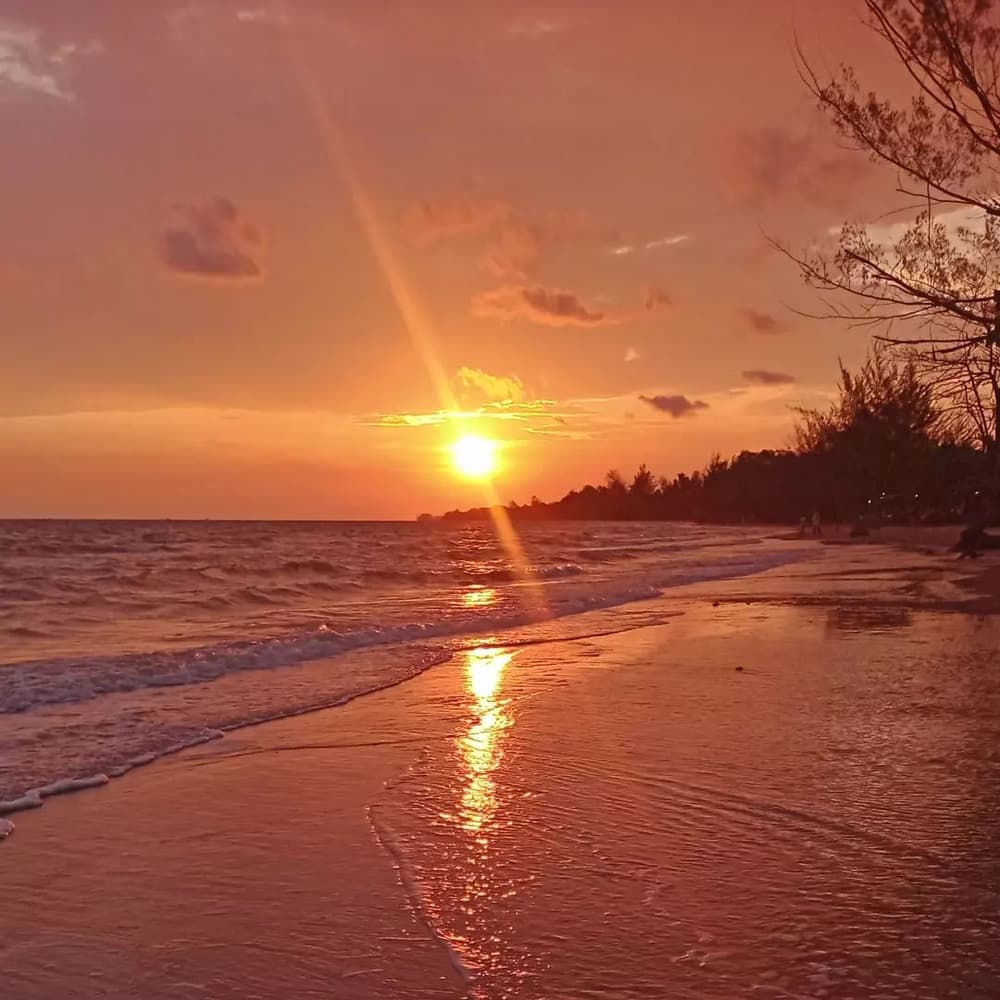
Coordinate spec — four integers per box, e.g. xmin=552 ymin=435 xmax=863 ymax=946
xmin=374 ymin=601 xmax=1000 ymax=999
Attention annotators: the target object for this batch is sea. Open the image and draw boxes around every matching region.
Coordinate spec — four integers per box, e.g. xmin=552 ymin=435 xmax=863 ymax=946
xmin=0 ymin=519 xmax=808 ymax=814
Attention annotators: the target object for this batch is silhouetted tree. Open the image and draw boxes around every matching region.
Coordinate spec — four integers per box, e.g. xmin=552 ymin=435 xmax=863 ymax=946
xmin=794 ymin=350 xmax=945 ymax=516
xmin=796 ymin=350 xmax=940 ymax=447
xmin=605 ymin=470 xmax=627 ymax=495
xmin=790 ymin=0 xmax=1000 ymax=460
xmin=630 ymin=464 xmax=656 ymax=496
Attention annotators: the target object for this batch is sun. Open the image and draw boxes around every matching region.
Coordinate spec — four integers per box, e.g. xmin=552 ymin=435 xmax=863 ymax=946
xmin=452 ymin=435 xmax=499 ymax=479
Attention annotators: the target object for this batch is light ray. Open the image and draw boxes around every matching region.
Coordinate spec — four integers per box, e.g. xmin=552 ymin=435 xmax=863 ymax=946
xmin=272 ymin=2 xmax=549 ymax=619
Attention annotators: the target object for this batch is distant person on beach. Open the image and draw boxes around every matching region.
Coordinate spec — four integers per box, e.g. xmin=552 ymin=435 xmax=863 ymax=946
xmin=811 ymin=511 xmax=822 ymax=537
xmin=799 ymin=515 xmax=808 ymax=537
xmin=954 ymin=519 xmax=1000 ymax=558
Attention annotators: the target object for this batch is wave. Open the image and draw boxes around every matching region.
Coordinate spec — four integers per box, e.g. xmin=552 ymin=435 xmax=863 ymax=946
xmin=0 ymin=587 xmax=47 ymax=602
xmin=534 ymin=563 xmax=586 ymax=580
xmin=362 ymin=562 xmax=587 ymax=586
xmin=576 ymin=534 xmax=760 ymax=562
xmin=0 ymin=535 xmax=815 ymax=828
xmin=0 ymin=644 xmax=453 ymax=823
xmin=5 ymin=626 xmax=48 ymax=639
xmin=278 ymin=558 xmax=340 ymax=574
xmin=0 ymin=592 xmax=643 ymax=715
xmin=0 ymin=546 xmax=806 ymax=718
xmin=465 ymin=563 xmax=586 ymax=583
xmin=4 ymin=562 xmax=589 ymax=610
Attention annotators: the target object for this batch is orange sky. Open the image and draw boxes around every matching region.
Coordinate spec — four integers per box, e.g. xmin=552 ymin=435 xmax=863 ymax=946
xmin=1 ymin=0 xmax=908 ymax=518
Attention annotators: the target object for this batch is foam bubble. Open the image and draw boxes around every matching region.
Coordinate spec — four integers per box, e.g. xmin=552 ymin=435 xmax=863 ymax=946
xmin=36 ymin=774 xmax=110 ymax=797
xmin=0 ymin=791 xmax=42 ymax=815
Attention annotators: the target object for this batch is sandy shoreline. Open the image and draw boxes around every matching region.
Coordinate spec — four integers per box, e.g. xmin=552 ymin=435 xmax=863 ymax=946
xmin=769 ymin=522 xmax=1000 ymax=613
xmin=3 ymin=535 xmax=1000 ymax=998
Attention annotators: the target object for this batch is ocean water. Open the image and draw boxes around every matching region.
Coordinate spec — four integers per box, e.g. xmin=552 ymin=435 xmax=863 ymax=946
xmin=0 ymin=519 xmax=808 ymax=813
xmin=5 ymin=552 xmax=999 ymax=999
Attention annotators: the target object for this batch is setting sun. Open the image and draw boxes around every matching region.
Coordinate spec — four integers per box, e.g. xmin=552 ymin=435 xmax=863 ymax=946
xmin=452 ymin=435 xmax=499 ymax=479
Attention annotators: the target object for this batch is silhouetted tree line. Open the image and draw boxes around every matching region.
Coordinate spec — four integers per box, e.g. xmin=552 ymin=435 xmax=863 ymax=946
xmin=439 ymin=354 xmax=991 ymax=526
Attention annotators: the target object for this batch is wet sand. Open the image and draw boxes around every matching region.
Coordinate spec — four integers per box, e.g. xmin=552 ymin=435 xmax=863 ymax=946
xmin=3 ymin=542 xmax=1000 ymax=999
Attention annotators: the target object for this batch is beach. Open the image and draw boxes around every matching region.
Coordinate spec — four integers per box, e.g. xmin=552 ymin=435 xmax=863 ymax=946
xmin=11 ymin=0 xmax=1000 ymax=995
xmin=4 ymin=535 xmax=1000 ymax=999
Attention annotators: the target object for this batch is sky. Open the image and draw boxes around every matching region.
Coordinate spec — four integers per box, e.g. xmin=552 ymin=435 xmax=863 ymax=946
xmin=1 ymin=0 xmax=908 ymax=518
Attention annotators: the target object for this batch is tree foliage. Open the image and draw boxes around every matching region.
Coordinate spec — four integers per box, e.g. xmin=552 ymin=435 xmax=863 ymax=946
xmin=794 ymin=349 xmax=940 ymax=449
xmin=790 ymin=0 xmax=1000 ymax=452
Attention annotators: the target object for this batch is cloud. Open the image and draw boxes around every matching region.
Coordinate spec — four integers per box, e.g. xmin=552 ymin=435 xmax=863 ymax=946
xmin=0 ymin=20 xmax=100 ymax=101
xmin=741 ymin=308 xmax=788 ymax=335
xmin=167 ymin=2 xmax=293 ymax=38
xmin=403 ymin=196 xmax=512 ymax=241
xmin=645 ymin=234 xmax=689 ymax=249
xmin=473 ymin=284 xmax=669 ymax=328
xmin=733 ymin=128 xmax=810 ymax=202
xmin=236 ymin=7 xmax=275 ymax=22
xmin=743 ymin=369 xmax=797 ymax=386
xmin=728 ymin=127 xmax=869 ymax=208
xmin=484 ymin=208 xmax=616 ymax=278
xmin=365 ymin=399 xmax=563 ymax=428
xmin=484 ymin=398 xmax=556 ymax=415
xmin=454 ymin=366 xmax=525 ymax=403
xmin=611 ymin=235 xmax=689 ymax=258
xmin=404 ymin=194 xmax=617 ymax=279
xmin=370 ymin=412 xmax=455 ymax=428
xmin=523 ymin=417 xmax=596 ymax=440
xmin=644 ymin=286 xmax=671 ymax=309
xmin=638 ymin=394 xmax=709 ymax=418
xmin=364 ymin=397 xmax=610 ymax=442
xmin=524 ymin=424 xmax=577 ymax=438
xmin=160 ymin=198 xmax=266 ymax=282
xmin=473 ymin=285 xmax=608 ymax=327
xmin=507 ymin=19 xmax=564 ymax=39
xmin=484 ymin=220 xmax=546 ymax=278
xmin=844 ymin=203 xmax=987 ymax=248
xmin=624 ymin=347 xmax=640 ymax=363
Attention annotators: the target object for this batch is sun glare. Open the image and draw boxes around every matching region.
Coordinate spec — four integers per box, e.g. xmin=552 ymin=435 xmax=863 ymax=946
xmin=452 ymin=435 xmax=498 ymax=479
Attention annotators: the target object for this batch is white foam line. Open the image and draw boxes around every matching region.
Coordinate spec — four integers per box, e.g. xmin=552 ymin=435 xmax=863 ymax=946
xmin=36 ymin=774 xmax=109 ymax=797
xmin=0 ymin=737 xmax=223 ymax=823
xmin=0 ymin=772 xmax=111 ymax=817
xmin=0 ymin=650 xmax=457 ymax=836
xmin=0 ymin=791 xmax=42 ymax=815
xmin=368 ymin=805 xmax=478 ymax=989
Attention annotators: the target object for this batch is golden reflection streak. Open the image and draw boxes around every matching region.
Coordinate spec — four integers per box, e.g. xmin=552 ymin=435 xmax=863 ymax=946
xmin=272 ymin=2 xmax=550 ymax=620
xmin=460 ymin=647 xmax=514 ymax=834
xmin=462 ymin=587 xmax=497 ymax=608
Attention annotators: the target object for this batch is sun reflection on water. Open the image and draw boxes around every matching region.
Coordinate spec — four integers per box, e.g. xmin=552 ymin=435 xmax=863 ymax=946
xmin=428 ymin=645 xmax=537 ymax=987
xmin=459 ymin=646 xmax=514 ymax=833
xmin=461 ymin=587 xmax=498 ymax=609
